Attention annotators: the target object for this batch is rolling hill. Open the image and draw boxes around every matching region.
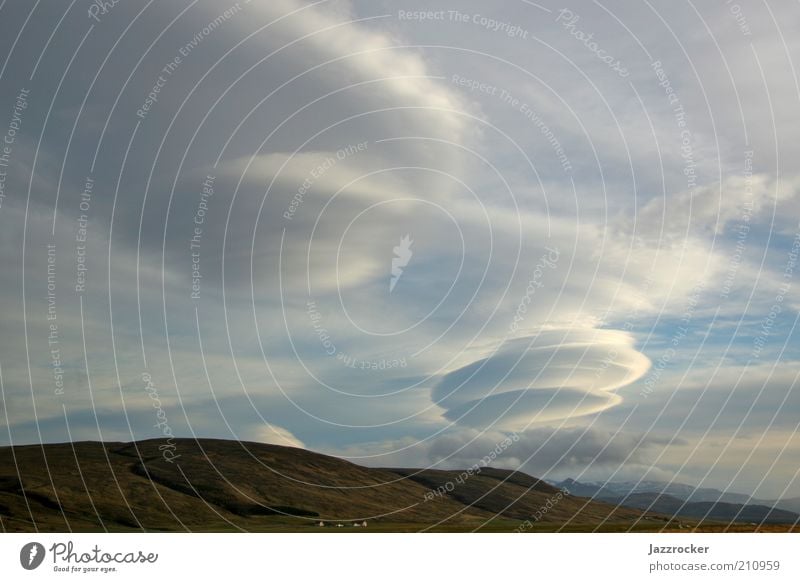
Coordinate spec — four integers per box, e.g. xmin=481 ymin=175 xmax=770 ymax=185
xmin=0 ymin=439 xmax=788 ymax=532
xmin=552 ymin=479 xmax=800 ymax=526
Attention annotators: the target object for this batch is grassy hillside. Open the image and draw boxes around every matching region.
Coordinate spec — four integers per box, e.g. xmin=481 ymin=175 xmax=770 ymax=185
xmin=0 ymin=438 xmax=783 ymax=532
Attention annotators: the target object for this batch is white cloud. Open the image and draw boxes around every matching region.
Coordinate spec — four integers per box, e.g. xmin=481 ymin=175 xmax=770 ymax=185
xmin=242 ymin=424 xmax=306 ymax=448
xmin=432 ymin=328 xmax=650 ymax=430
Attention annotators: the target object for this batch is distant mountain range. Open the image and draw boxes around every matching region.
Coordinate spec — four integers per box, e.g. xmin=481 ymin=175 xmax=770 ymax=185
xmin=552 ymin=478 xmax=800 ymax=525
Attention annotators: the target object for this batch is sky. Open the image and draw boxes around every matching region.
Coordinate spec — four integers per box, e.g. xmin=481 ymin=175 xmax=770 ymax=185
xmin=0 ymin=0 xmax=799 ymax=500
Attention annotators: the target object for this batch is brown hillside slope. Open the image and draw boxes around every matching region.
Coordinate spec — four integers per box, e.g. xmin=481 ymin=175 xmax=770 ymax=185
xmin=1 ymin=438 xmax=667 ymax=532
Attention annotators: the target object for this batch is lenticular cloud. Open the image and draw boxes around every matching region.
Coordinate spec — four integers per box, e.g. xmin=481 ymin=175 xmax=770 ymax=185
xmin=432 ymin=328 xmax=651 ymax=430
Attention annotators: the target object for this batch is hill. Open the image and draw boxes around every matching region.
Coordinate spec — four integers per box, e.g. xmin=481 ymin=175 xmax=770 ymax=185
xmin=554 ymin=478 xmax=753 ymax=505
xmin=600 ymin=492 xmax=799 ymax=525
xmin=0 ymin=439 xmax=778 ymax=532
xmin=552 ymin=479 xmax=800 ymax=526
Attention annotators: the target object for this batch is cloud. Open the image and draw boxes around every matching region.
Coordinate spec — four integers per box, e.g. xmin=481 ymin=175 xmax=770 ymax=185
xmin=432 ymin=328 xmax=650 ymax=430
xmin=629 ymin=174 xmax=798 ymax=238
xmin=1 ymin=0 xmax=799 ymax=499
xmin=241 ymin=424 xmax=306 ymax=448
xmin=432 ymin=427 xmax=676 ymax=477
xmin=336 ymin=425 xmax=675 ymax=484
